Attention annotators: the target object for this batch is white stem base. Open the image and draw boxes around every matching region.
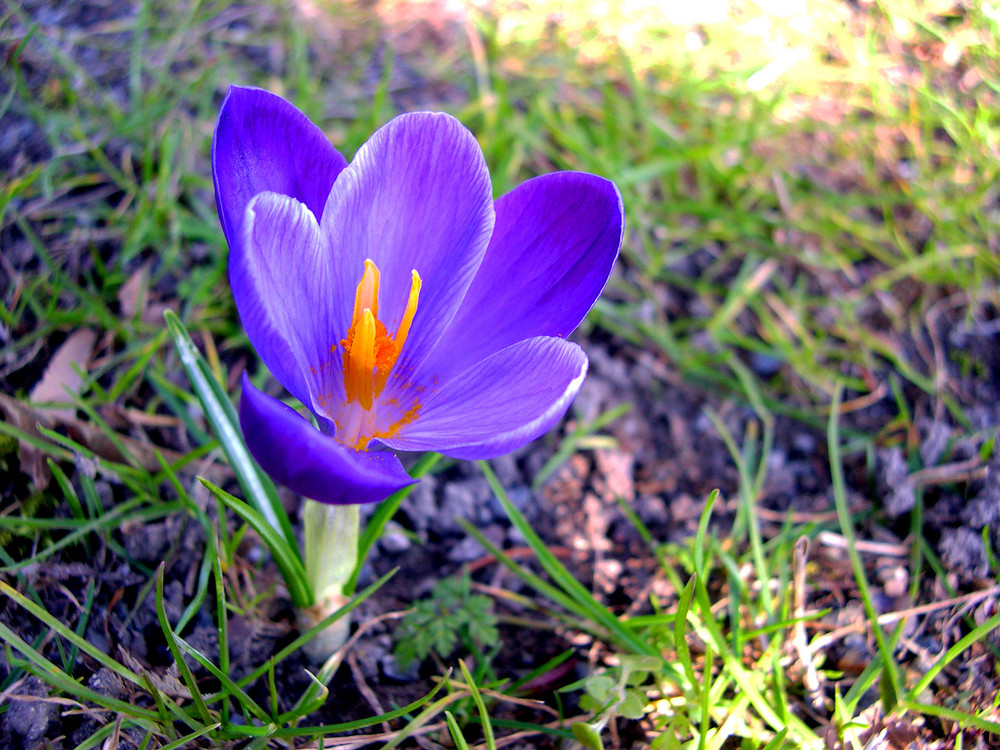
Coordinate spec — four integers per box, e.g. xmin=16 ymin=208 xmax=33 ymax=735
xmin=300 ymin=501 xmax=360 ymax=664
xmin=298 ymin=591 xmax=351 ymax=662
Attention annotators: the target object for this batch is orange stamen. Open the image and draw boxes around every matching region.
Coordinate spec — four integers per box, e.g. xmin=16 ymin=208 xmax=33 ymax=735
xmin=394 ymin=270 xmax=422 ymax=353
xmin=340 ymin=260 xmax=422 ymax=411
xmin=353 ymin=259 xmax=379 ymax=323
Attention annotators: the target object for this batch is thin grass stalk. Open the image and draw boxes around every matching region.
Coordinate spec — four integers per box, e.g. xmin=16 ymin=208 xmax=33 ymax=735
xmin=827 ymin=382 xmax=903 ymax=709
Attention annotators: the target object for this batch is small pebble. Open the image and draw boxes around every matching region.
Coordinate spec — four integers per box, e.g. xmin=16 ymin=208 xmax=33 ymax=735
xmin=2 ymin=676 xmax=57 ymax=742
xmin=380 ymin=523 xmax=412 ymax=554
xmin=381 ymin=652 xmax=421 ymax=682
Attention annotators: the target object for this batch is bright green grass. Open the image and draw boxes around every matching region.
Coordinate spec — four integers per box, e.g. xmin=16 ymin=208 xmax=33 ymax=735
xmin=1 ymin=0 xmax=999 ymax=747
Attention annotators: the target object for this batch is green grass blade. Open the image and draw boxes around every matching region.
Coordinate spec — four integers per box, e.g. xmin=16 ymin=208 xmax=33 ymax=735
xmin=478 ymin=461 xmax=676 ymax=671
xmin=459 ymin=658 xmax=496 ymax=750
xmin=904 ymin=701 xmax=1000 ymax=735
xmin=828 ymin=382 xmax=902 ymax=710
xmin=674 ymin=575 xmax=698 ymax=695
xmin=0 ymin=619 xmax=159 ymax=722
xmin=445 ymin=711 xmax=471 ymax=750
xmin=0 ymin=581 xmax=144 ymax=689
xmin=236 ymin=568 xmax=397 ymax=693
xmin=157 ymin=724 xmax=223 ymax=750
xmin=908 ymin=610 xmax=1000 ymax=698
xmin=211 ymin=528 xmax=231 ymax=726
xmin=265 ymin=675 xmax=450 ymax=738
xmin=173 ymin=635 xmax=271 ymax=725
xmin=532 ymin=402 xmax=631 ymax=490
xmin=0 ymin=496 xmax=173 ymax=573
xmin=155 ymin=564 xmax=214 ymax=725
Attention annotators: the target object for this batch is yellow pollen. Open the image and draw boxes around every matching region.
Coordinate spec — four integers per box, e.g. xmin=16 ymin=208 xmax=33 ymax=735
xmin=340 ymin=260 xmax=421 ymax=411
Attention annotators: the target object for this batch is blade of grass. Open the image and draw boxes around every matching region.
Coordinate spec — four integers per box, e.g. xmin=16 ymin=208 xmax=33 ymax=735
xmin=0 ymin=580 xmax=144 ymax=688
xmin=828 ymin=381 xmax=902 ymax=710
xmin=173 ymin=635 xmax=271 ymax=725
xmin=0 ymin=496 xmax=176 ymax=573
xmin=155 ymin=563 xmax=213 ymax=726
xmin=265 ymin=676 xmax=450 ymax=739
xmin=908 ymin=610 xmax=1000 ymax=698
xmin=211 ymin=527 xmax=231 ymax=726
xmin=479 ymin=461 xmax=676 ymax=669
xmin=459 ymin=658 xmax=496 ymax=750
xmin=532 ymin=402 xmax=632 ymax=490
xmin=235 ymin=568 xmax=397 ymax=691
xmin=904 ymin=701 xmax=1000 ymax=735
xmin=705 ymin=409 xmax=773 ymax=618
xmin=445 ymin=711 xmax=471 ymax=750
xmin=0 ymin=619 xmax=159 ymax=722
xmin=46 ymin=458 xmax=85 ymax=520
xmin=157 ymin=724 xmax=223 ymax=750
xmin=674 ymin=574 xmax=698 ymax=696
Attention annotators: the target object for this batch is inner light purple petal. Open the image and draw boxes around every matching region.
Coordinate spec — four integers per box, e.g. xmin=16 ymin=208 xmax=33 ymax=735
xmin=318 ymin=112 xmax=495 ymax=390
xmin=231 ymin=191 xmax=345 ymax=412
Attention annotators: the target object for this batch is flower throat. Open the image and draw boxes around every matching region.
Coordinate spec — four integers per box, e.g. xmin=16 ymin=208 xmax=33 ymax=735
xmin=340 ymin=259 xmax=421 ymax=411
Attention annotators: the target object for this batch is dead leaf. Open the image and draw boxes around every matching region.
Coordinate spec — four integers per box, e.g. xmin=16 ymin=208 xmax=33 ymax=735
xmin=118 ymin=649 xmax=192 ymax=700
xmin=117 ymin=264 xmax=149 ymax=320
xmin=0 ymin=393 xmax=230 ymax=489
xmin=29 ymin=329 xmax=97 ymax=417
xmin=0 ymin=393 xmax=50 ymax=489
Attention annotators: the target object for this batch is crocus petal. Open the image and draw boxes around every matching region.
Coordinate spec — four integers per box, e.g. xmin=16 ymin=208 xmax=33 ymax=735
xmin=212 ymin=85 xmax=347 ymax=256
xmin=419 ymin=172 xmax=622 ymax=385
xmin=232 ymin=192 xmax=350 ymax=411
xmin=240 ymin=375 xmax=414 ymax=505
xmin=381 ymin=337 xmax=587 ymax=459
xmin=319 ymin=112 xmax=494 ymax=384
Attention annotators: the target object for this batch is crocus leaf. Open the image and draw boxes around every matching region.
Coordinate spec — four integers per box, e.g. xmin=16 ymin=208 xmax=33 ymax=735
xmin=199 ymin=477 xmax=313 ymax=609
xmin=164 ymin=310 xmax=298 ymax=557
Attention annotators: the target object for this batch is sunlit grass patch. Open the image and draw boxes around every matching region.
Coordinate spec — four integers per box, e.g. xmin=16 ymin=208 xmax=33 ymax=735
xmin=463 ymin=0 xmax=999 ymax=432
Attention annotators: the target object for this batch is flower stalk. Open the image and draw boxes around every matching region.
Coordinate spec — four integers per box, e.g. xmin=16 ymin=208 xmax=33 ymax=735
xmin=300 ymin=500 xmax=360 ymax=659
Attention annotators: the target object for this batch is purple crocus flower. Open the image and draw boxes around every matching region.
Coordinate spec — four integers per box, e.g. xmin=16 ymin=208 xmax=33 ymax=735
xmin=212 ymin=86 xmax=622 ymax=505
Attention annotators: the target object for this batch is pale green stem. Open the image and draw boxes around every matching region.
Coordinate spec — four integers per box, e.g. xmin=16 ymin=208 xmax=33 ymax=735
xmin=299 ymin=500 xmax=360 ymax=662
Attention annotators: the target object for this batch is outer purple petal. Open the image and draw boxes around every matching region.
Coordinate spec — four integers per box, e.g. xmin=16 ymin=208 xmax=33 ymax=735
xmin=319 ymin=112 xmax=494 ymax=385
xmin=419 ymin=173 xmax=622 ymax=385
xmin=232 ymin=192 xmax=350 ymax=411
xmin=381 ymin=337 xmax=587 ymax=459
xmin=240 ymin=375 xmax=414 ymax=505
xmin=213 ymin=85 xmax=347 ymax=256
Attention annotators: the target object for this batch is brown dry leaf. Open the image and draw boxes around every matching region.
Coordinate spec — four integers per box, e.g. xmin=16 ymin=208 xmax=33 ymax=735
xmin=0 ymin=393 xmax=230 ymax=488
xmin=29 ymin=329 xmax=97 ymax=416
xmin=118 ymin=650 xmax=191 ymax=700
xmin=0 ymin=394 xmax=51 ymax=489
xmin=117 ymin=264 xmax=149 ymax=320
